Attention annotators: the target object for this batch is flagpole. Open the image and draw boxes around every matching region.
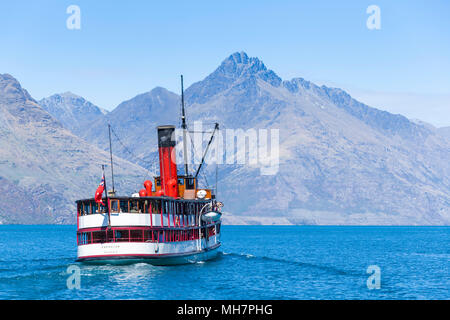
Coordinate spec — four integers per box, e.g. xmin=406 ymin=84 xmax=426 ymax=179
xmin=102 ymin=165 xmax=111 ymax=229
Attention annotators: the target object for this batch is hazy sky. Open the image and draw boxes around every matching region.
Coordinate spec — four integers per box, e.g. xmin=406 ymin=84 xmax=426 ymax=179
xmin=1 ymin=0 xmax=449 ymax=126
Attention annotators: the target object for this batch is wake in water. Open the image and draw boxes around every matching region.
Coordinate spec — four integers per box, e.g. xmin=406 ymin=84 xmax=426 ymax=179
xmin=222 ymin=252 xmax=363 ymax=277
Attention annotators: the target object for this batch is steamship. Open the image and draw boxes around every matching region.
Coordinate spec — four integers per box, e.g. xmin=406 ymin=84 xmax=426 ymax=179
xmin=75 ymin=77 xmax=223 ymax=265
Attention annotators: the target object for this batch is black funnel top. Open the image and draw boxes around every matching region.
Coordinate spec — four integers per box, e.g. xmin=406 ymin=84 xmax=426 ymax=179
xmin=157 ymin=125 xmax=176 ymax=148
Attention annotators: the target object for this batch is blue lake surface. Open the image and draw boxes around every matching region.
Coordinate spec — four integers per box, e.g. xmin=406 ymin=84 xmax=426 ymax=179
xmin=0 ymin=225 xmax=448 ymax=300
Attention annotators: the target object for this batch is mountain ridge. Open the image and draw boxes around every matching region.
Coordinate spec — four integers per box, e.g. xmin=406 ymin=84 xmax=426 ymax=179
xmin=3 ymin=51 xmax=449 ymax=225
xmin=0 ymin=73 xmax=149 ymax=224
xmin=38 ymin=92 xmax=108 ymax=137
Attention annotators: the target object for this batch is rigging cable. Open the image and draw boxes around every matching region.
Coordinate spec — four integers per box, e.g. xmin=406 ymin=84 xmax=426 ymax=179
xmin=109 ymin=125 xmax=158 ymax=180
xmin=188 ymin=130 xmax=211 ymax=188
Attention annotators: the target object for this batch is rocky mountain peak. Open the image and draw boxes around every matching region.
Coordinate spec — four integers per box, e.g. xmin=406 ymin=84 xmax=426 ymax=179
xmin=0 ymin=73 xmax=34 ymax=104
xmin=219 ymin=51 xmax=266 ymax=75
xmin=217 ymin=51 xmax=281 ymax=86
xmin=185 ymin=52 xmax=282 ymax=104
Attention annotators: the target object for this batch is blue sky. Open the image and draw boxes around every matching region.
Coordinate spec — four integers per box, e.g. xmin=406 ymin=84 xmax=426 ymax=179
xmin=0 ymin=0 xmax=449 ymax=126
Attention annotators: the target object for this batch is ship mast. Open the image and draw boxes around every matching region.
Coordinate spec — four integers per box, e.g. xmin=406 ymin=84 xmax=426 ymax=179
xmin=180 ymin=75 xmax=189 ymax=176
xmin=108 ymin=124 xmax=115 ymax=194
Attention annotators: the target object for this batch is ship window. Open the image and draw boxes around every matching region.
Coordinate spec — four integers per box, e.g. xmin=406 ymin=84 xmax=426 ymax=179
xmin=130 ymin=230 xmax=143 ymax=242
xmin=84 ymin=202 xmax=91 ymax=215
xmin=110 ymin=200 xmax=119 ymax=213
xmin=115 ymin=230 xmax=129 ymax=242
xmin=99 ymin=202 xmax=107 ymax=214
xmin=139 ymin=200 xmax=148 ymax=213
xmin=92 ymin=231 xmax=106 ymax=243
xmin=77 ymin=233 xmax=84 ymax=245
xmin=92 ymin=203 xmax=99 ymax=214
xmin=178 ymin=178 xmax=184 ymax=185
xmin=156 ymin=200 xmax=162 ymax=213
xmin=186 ymin=178 xmax=195 ymax=189
xmin=106 ymin=230 xmax=114 ymax=242
xmin=149 ymin=200 xmax=156 ymax=213
xmin=119 ymin=200 xmax=128 ymax=213
xmin=129 ymin=200 xmax=139 ymax=213
xmin=146 ymin=200 xmax=150 ymax=213
xmin=77 ymin=232 xmax=89 ymax=245
xmin=144 ymin=230 xmax=155 ymax=242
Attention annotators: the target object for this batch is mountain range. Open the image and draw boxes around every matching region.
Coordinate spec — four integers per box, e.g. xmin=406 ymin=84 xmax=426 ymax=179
xmin=0 ymin=74 xmax=148 ymax=224
xmin=1 ymin=52 xmax=449 ymax=225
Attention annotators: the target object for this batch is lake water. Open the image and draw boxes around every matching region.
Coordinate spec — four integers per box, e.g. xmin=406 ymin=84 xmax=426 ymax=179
xmin=0 ymin=225 xmax=448 ymax=300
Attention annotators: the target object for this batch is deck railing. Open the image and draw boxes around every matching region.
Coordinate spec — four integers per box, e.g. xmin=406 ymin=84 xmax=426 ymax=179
xmin=77 ymin=197 xmax=209 ymax=216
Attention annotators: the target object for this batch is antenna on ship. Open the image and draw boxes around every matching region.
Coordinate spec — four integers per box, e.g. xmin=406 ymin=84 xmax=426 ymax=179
xmin=180 ymin=75 xmax=189 ymax=176
xmin=108 ymin=124 xmax=115 ymax=195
